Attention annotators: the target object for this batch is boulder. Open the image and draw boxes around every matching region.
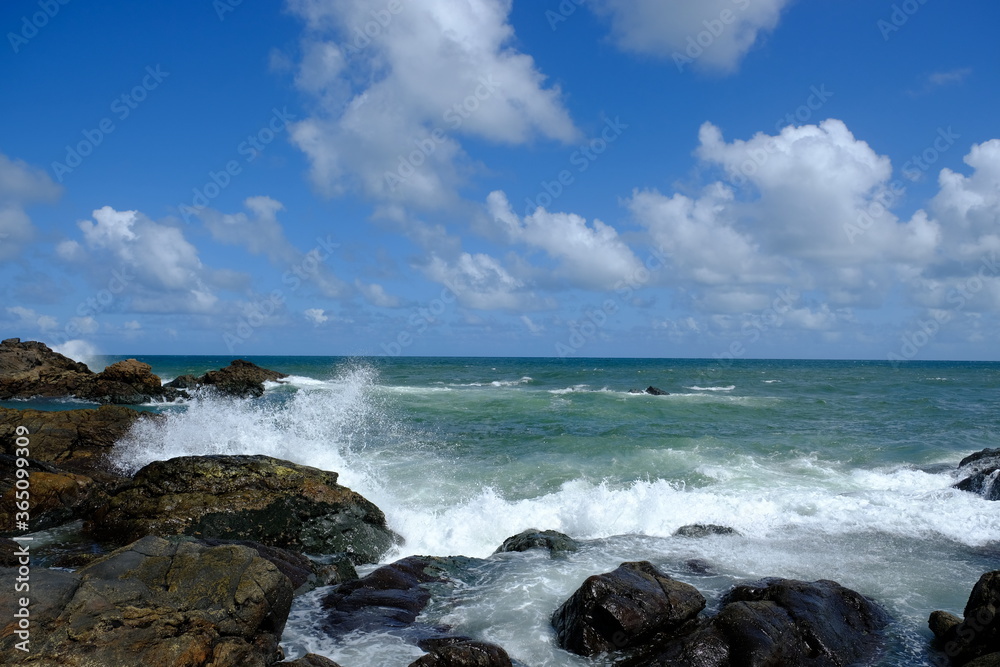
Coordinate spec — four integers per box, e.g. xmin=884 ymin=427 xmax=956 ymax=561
xmin=165 ymin=373 xmax=200 ymax=389
xmin=280 ymin=656 xmax=345 ymax=667
xmin=673 ymin=524 xmax=741 ymax=538
xmin=494 ymin=529 xmax=578 ymax=555
xmin=954 ymin=450 xmax=1000 ymax=501
xmin=0 ymin=337 xmax=94 ymax=399
xmin=551 ymin=560 xmax=705 ymax=657
xmin=0 ymin=535 xmax=293 ymax=666
xmin=623 ymin=578 xmax=889 ymax=667
xmin=196 ymin=537 xmax=358 ymax=595
xmin=411 ymin=638 xmax=514 ymax=667
xmin=77 ymin=358 xmax=176 ymax=404
xmin=629 ymin=386 xmax=669 ymax=396
xmin=0 ymin=455 xmax=103 ymax=537
xmin=930 ymin=570 xmax=1000 ymax=665
xmin=93 ymin=454 xmax=399 ymax=564
xmin=0 ymin=405 xmax=147 ymax=485
xmin=198 ymin=359 xmax=288 ymax=398
xmin=321 ymin=555 xmax=474 ymax=637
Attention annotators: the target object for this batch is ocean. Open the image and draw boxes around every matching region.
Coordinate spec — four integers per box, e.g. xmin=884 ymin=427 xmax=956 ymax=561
xmin=17 ymin=356 xmax=1000 ymax=666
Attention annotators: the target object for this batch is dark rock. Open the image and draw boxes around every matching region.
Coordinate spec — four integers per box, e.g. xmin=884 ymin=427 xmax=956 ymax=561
xmin=967 ymin=654 xmax=1000 ymax=667
xmin=0 ymin=405 xmax=147 ymax=487
xmin=0 ymin=535 xmax=293 ymax=665
xmin=674 ymin=524 xmax=741 ymax=538
xmin=494 ymin=529 xmax=578 ymax=555
xmin=280 ymin=655 xmax=345 ymax=667
xmin=198 ymin=359 xmax=288 ymax=398
xmin=165 ymin=373 xmax=200 ymax=389
xmin=0 ymin=455 xmax=103 ymax=537
xmin=645 ymin=386 xmax=669 ymax=396
xmin=0 ymin=337 xmax=94 ymax=400
xmin=683 ymin=558 xmax=716 ymax=575
xmin=0 ymin=537 xmax=21 ymax=566
xmin=961 ymin=449 xmax=1000 ymax=472
xmin=551 ymin=560 xmax=706 ymax=657
xmin=955 ymin=468 xmax=1000 ymax=501
xmin=93 ymin=454 xmax=400 ymax=564
xmin=625 ymin=577 xmax=889 ymax=667
xmin=77 ymin=358 xmax=168 ymax=404
xmin=930 ymin=570 xmax=1000 ymax=665
xmin=410 ymin=639 xmax=514 ymax=667
xmin=197 ymin=537 xmax=358 ymax=594
xmin=321 ymin=555 xmax=473 ymax=638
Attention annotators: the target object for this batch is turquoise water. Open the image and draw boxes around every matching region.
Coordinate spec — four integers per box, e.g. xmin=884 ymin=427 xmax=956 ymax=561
xmin=14 ymin=356 xmax=1000 ymax=665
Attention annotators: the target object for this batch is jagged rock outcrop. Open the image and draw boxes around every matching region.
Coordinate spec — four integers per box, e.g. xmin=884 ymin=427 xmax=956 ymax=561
xmin=0 ymin=337 xmax=93 ymax=399
xmin=0 ymin=536 xmax=293 ymax=666
xmin=196 ymin=359 xmax=289 ymax=398
xmin=93 ymin=454 xmax=400 ymax=564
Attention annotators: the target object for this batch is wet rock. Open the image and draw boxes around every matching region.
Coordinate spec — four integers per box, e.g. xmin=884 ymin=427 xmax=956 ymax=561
xmin=673 ymin=524 xmax=741 ymax=538
xmin=165 ymin=373 xmax=200 ymax=389
xmin=682 ymin=558 xmax=716 ymax=575
xmin=280 ymin=655 xmax=345 ymax=667
xmin=0 ymin=455 xmax=103 ymax=537
xmin=930 ymin=570 xmax=1000 ymax=665
xmin=198 ymin=359 xmax=288 ymax=398
xmin=0 ymin=337 xmax=93 ymax=399
xmin=410 ymin=638 xmax=514 ymax=667
xmin=624 ymin=577 xmax=889 ymax=667
xmin=494 ymin=529 xmax=578 ymax=555
xmin=93 ymin=454 xmax=399 ymax=564
xmin=629 ymin=386 xmax=669 ymax=395
xmin=0 ymin=405 xmax=147 ymax=486
xmin=552 ymin=560 xmax=706 ymax=657
xmin=0 ymin=535 xmax=293 ymax=666
xmin=77 ymin=358 xmax=174 ymax=404
xmin=197 ymin=537 xmax=358 ymax=595
xmin=954 ymin=449 xmax=1000 ymax=500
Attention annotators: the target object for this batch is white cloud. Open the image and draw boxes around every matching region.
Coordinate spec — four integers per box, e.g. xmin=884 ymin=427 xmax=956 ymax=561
xmin=0 ymin=152 xmax=62 ymax=260
xmin=286 ymin=0 xmax=578 ymax=209
xmin=486 ymin=190 xmax=644 ymax=290
xmin=590 ymin=0 xmax=792 ymax=72
xmin=6 ymin=306 xmax=57 ymax=331
xmin=304 ymin=308 xmax=329 ymax=324
xmin=74 ymin=206 xmax=218 ymax=313
xmin=422 ymin=251 xmax=541 ymax=311
xmin=355 ymin=280 xmax=400 ymax=307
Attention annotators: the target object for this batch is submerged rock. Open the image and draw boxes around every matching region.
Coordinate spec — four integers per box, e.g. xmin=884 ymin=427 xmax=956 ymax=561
xmin=0 ymin=535 xmax=293 ymax=666
xmin=552 ymin=560 xmax=706 ymax=657
xmin=673 ymin=524 xmax=741 ymax=538
xmin=629 ymin=386 xmax=670 ymax=396
xmin=411 ymin=638 xmax=514 ymax=667
xmin=494 ymin=529 xmax=578 ymax=555
xmin=930 ymin=570 xmax=1000 ymax=665
xmin=622 ymin=577 xmax=890 ymax=666
xmin=198 ymin=359 xmax=289 ymax=398
xmin=94 ymin=454 xmax=400 ymax=564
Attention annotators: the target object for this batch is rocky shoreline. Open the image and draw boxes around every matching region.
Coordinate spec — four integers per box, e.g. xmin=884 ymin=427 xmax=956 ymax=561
xmin=1 ymin=339 xmax=999 ymax=666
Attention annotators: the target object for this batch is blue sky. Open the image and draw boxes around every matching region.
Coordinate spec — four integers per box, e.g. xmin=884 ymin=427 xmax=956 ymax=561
xmin=1 ymin=0 xmax=999 ymax=360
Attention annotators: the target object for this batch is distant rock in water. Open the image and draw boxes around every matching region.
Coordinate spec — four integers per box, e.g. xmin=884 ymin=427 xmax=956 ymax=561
xmin=93 ymin=454 xmax=400 ymax=564
xmin=78 ymin=358 xmax=181 ymax=404
xmin=954 ymin=448 xmax=1000 ymax=501
xmin=674 ymin=524 xmax=741 ymax=538
xmin=197 ymin=359 xmax=289 ymax=398
xmin=629 ymin=386 xmax=669 ymax=396
xmin=930 ymin=570 xmax=1000 ymax=665
xmin=494 ymin=529 xmax=578 ymax=555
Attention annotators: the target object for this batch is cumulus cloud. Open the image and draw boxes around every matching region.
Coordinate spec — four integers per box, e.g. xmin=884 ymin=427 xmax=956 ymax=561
xmin=0 ymin=152 xmax=62 ymax=260
xmin=6 ymin=306 xmax=58 ymax=331
xmin=286 ymin=0 xmax=578 ymax=209
xmin=590 ymin=0 xmax=792 ymax=72
xmin=421 ymin=251 xmax=539 ymax=311
xmin=486 ymin=190 xmax=644 ymax=290
xmin=304 ymin=308 xmax=329 ymax=324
